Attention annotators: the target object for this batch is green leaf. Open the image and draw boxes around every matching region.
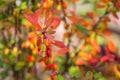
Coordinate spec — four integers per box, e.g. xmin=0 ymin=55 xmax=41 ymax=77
xmin=90 ymin=32 xmax=96 ymax=39
xmin=68 ymin=66 xmax=79 ymax=77
xmin=0 ymin=0 xmax=6 ymax=8
xmin=0 ymin=43 xmax=4 ymax=49
xmin=22 ymin=18 xmax=28 ymax=25
xmin=40 ymin=44 xmax=46 ymax=51
xmin=96 ymin=35 xmax=104 ymax=45
xmin=82 ymin=0 xmax=90 ymax=4
xmin=14 ymin=62 xmax=23 ymax=71
xmin=19 ymin=2 xmax=27 ymax=10
xmin=75 ymin=23 xmax=88 ymax=34
xmin=0 ymin=13 xmax=6 ymax=20
xmin=94 ymin=72 xmax=102 ymax=79
xmin=55 ymin=75 xmax=65 ymax=80
xmin=96 ymin=7 xmax=107 ymax=16
xmin=14 ymin=62 xmax=24 ymax=71
xmin=98 ymin=77 xmax=106 ymax=80
xmin=65 ymin=0 xmax=70 ymax=2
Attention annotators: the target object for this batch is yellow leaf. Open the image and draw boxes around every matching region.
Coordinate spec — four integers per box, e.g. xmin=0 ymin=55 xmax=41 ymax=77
xmin=78 ymin=51 xmax=92 ymax=60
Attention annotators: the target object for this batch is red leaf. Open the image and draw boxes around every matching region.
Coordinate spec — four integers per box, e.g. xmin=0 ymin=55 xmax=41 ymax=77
xmin=86 ymin=12 xmax=97 ymax=18
xmin=100 ymin=55 xmax=109 ymax=62
xmin=50 ymin=18 xmax=61 ymax=29
xmin=57 ymin=48 xmax=68 ymax=54
xmin=97 ymin=3 xmax=106 ymax=8
xmin=54 ymin=40 xmax=66 ymax=48
xmin=24 ymin=10 xmax=42 ymax=29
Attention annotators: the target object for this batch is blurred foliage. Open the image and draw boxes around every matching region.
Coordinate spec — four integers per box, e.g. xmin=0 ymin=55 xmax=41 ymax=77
xmin=0 ymin=0 xmax=120 ymax=80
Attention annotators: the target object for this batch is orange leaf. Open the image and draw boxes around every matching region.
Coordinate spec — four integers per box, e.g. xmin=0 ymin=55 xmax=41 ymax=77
xmin=67 ymin=16 xmax=80 ymax=23
xmin=107 ymin=40 xmax=116 ymax=53
xmin=100 ymin=0 xmax=109 ymax=3
xmin=90 ymin=39 xmax=101 ymax=52
xmin=70 ymin=0 xmax=78 ymax=3
xmin=62 ymin=2 xmax=67 ymax=9
xmin=75 ymin=58 xmax=85 ymax=66
xmin=113 ymin=65 xmax=120 ymax=77
xmin=102 ymin=29 xmax=112 ymax=36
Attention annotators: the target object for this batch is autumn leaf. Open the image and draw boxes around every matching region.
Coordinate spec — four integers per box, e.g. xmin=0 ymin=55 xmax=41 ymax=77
xmin=67 ymin=16 xmax=80 ymax=23
xmin=62 ymin=1 xmax=67 ymax=9
xmin=75 ymin=58 xmax=85 ymax=66
xmin=70 ymin=0 xmax=78 ymax=3
xmin=57 ymin=48 xmax=68 ymax=54
xmin=75 ymin=23 xmax=88 ymax=34
xmin=113 ymin=64 xmax=120 ymax=78
xmin=53 ymin=40 xmax=66 ymax=48
xmin=90 ymin=38 xmax=101 ymax=53
xmin=100 ymin=0 xmax=109 ymax=4
xmin=100 ymin=55 xmax=109 ymax=63
xmin=86 ymin=12 xmax=97 ymax=18
xmin=50 ymin=18 xmax=61 ymax=29
xmin=107 ymin=40 xmax=116 ymax=53
xmin=97 ymin=3 xmax=106 ymax=8
xmin=78 ymin=51 xmax=92 ymax=60
xmin=24 ymin=10 xmax=42 ymax=29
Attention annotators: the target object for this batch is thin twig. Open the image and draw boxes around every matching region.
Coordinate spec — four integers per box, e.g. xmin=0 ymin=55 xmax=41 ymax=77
xmin=60 ymin=0 xmax=72 ymax=74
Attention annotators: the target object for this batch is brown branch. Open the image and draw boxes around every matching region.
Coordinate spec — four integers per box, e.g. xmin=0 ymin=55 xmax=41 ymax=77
xmin=60 ymin=0 xmax=72 ymax=74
